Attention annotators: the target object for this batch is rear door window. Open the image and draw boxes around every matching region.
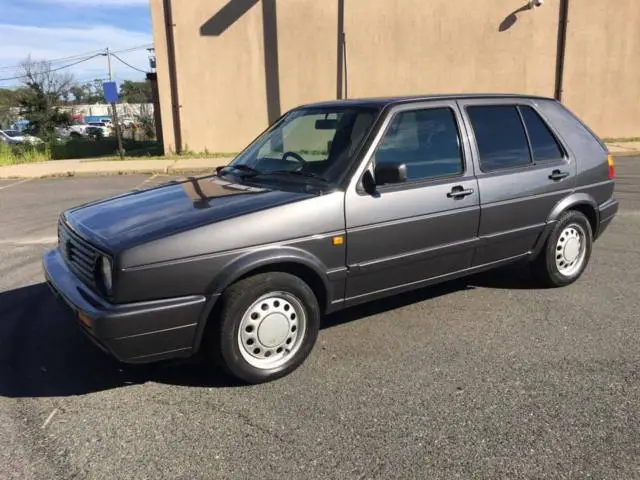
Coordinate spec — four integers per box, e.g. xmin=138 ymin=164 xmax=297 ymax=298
xmin=519 ymin=105 xmax=564 ymax=163
xmin=466 ymin=105 xmax=531 ymax=172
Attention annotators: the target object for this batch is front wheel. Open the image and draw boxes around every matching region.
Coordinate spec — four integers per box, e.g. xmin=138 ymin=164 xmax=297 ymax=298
xmin=207 ymin=272 xmax=320 ymax=384
xmin=531 ymin=210 xmax=593 ymax=287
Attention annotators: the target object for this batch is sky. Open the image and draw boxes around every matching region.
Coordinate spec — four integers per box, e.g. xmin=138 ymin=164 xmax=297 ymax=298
xmin=0 ymin=0 xmax=153 ymax=88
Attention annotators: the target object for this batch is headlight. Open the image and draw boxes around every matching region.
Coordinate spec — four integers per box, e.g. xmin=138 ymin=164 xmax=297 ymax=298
xmin=99 ymin=256 xmax=113 ymax=293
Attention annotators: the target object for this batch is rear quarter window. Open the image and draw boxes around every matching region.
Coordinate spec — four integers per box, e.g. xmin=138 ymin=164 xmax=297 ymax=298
xmin=519 ymin=105 xmax=564 ymax=163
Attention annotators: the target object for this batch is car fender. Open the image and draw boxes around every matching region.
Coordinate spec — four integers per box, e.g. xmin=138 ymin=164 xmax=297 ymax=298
xmin=547 ymin=192 xmax=599 ymax=224
xmin=192 ymin=246 xmax=334 ymax=354
xmin=532 ymin=192 xmax=599 ymax=256
xmin=206 ymin=245 xmax=332 ymax=301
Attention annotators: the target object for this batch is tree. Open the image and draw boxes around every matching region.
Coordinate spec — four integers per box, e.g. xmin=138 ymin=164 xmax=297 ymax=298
xmin=120 ymin=80 xmax=153 ymax=104
xmin=17 ymin=56 xmax=74 ymax=137
xmin=0 ymin=88 xmax=24 ymax=129
xmin=69 ymin=80 xmax=104 ymax=105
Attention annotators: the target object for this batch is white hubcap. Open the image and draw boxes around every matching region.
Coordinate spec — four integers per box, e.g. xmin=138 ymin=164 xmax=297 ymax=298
xmin=563 ymin=238 xmax=580 ymax=263
xmin=555 ymin=224 xmax=586 ymax=277
xmin=257 ymin=313 xmax=289 ymax=347
xmin=237 ymin=292 xmax=306 ymax=370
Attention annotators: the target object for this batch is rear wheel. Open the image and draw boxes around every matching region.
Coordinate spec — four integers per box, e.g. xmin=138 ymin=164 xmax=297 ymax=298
xmin=532 ymin=210 xmax=593 ymax=287
xmin=206 ymin=272 xmax=320 ymax=384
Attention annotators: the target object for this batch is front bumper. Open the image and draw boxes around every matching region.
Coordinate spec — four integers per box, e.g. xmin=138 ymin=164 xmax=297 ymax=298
xmin=43 ymin=248 xmax=211 ymax=363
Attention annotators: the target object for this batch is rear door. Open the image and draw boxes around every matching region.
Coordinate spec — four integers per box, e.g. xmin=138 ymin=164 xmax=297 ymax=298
xmin=343 ymin=100 xmax=480 ymax=304
xmin=457 ymin=98 xmax=577 ymax=266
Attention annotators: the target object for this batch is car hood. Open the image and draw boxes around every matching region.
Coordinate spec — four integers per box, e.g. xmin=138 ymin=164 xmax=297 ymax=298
xmin=64 ymin=175 xmax=316 ymax=252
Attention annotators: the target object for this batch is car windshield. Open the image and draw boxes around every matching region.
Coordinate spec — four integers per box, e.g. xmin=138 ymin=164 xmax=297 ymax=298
xmin=3 ymin=130 xmax=21 ymax=137
xmin=226 ymin=106 xmax=379 ymax=184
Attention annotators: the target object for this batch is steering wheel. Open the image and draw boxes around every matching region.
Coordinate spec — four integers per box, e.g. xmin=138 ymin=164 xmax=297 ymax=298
xmin=282 ymin=151 xmax=306 ymax=170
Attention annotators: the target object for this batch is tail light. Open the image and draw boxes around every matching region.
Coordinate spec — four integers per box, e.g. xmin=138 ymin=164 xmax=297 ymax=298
xmin=607 ymin=154 xmax=615 ymax=179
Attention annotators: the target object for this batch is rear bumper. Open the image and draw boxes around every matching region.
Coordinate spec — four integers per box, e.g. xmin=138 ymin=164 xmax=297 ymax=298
xmin=596 ymin=198 xmax=619 ymax=239
xmin=43 ymin=248 xmax=215 ymax=363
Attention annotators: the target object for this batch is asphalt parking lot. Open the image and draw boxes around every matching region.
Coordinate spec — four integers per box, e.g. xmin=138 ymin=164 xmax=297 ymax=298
xmin=1 ymin=160 xmax=639 ymax=479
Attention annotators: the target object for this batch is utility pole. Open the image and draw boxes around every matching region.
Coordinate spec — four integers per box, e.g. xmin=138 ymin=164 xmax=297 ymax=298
xmin=106 ymin=47 xmax=125 ymax=159
xmin=106 ymin=47 xmax=113 ymax=81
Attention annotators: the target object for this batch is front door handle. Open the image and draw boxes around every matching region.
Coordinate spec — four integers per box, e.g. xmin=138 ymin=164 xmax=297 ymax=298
xmin=549 ymin=169 xmax=570 ymax=181
xmin=447 ymin=186 xmax=474 ymax=199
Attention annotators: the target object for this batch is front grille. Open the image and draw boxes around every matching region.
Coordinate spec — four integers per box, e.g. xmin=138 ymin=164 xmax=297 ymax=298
xmin=58 ymin=219 xmax=100 ymax=291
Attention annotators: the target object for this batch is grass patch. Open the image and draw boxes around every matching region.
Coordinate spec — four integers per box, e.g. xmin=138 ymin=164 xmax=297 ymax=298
xmin=1 ymin=135 xmax=238 ymax=166
xmin=0 ymin=142 xmax=51 ymax=166
xmin=603 ymin=137 xmax=640 ymax=143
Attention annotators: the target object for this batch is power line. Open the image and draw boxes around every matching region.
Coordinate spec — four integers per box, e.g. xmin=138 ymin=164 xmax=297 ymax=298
xmin=0 ymin=44 xmax=153 ymax=73
xmin=112 ymin=44 xmax=154 ymax=55
xmin=0 ymin=49 xmax=106 ymax=72
xmin=0 ymin=54 xmax=103 ymax=82
xmin=0 ymin=76 xmax=110 ymax=89
xmin=110 ymin=53 xmax=149 ymax=74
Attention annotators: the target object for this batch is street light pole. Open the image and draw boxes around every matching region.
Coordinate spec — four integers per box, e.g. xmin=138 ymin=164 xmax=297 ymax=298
xmin=105 ymin=47 xmax=124 ymax=159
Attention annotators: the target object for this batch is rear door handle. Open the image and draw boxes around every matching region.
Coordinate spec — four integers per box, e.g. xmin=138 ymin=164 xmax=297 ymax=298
xmin=549 ymin=169 xmax=570 ymax=181
xmin=447 ymin=186 xmax=474 ymax=199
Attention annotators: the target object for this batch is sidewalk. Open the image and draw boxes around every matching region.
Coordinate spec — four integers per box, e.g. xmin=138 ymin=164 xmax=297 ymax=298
xmin=606 ymin=141 xmax=640 ymax=155
xmin=0 ymin=143 xmax=637 ymax=179
xmin=0 ymin=156 xmax=231 ymax=179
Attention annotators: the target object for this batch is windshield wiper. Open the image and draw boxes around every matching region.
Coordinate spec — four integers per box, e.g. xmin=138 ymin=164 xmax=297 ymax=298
xmin=217 ymin=164 xmax=262 ymax=176
xmin=267 ymin=170 xmax=329 ymax=182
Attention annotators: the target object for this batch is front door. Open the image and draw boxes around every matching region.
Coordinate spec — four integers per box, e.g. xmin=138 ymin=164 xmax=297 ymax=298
xmin=344 ymin=101 xmax=481 ymax=305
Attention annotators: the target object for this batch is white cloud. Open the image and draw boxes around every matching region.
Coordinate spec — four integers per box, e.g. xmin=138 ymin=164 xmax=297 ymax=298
xmin=33 ymin=0 xmax=150 ymax=6
xmin=0 ymin=24 xmax=153 ymax=86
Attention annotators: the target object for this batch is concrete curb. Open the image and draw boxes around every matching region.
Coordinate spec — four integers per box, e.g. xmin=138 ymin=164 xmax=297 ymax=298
xmin=0 ymin=168 xmax=217 ymax=180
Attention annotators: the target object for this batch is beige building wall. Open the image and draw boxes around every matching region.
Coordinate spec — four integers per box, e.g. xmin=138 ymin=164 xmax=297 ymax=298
xmin=344 ymin=0 xmax=558 ymax=97
xmin=150 ymin=0 xmax=640 ymax=154
xmin=149 ymin=0 xmax=176 ymax=153
xmin=150 ymin=0 xmax=339 ymax=153
xmin=562 ymin=0 xmax=640 ymax=138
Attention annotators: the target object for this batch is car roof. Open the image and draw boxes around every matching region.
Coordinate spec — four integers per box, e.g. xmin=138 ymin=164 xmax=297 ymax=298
xmin=297 ymin=93 xmax=557 ymax=110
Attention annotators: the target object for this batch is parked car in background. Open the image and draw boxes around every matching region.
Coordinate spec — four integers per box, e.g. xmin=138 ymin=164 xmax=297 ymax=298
xmin=87 ymin=122 xmax=112 ymax=137
xmin=56 ymin=124 xmax=89 ymax=138
xmin=43 ymin=93 xmax=618 ymax=384
xmin=85 ymin=122 xmax=112 ymax=139
xmin=56 ymin=123 xmax=111 ymax=139
xmin=0 ymin=129 xmax=43 ymax=145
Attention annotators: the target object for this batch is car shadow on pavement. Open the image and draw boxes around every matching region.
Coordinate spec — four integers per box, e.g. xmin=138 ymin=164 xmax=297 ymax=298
xmin=0 ymin=264 xmax=538 ymax=398
xmin=323 ymin=262 xmax=539 ymax=330
xmin=0 ymin=283 xmax=238 ymax=398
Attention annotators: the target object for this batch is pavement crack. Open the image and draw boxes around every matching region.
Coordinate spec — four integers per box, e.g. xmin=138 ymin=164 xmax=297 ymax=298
xmin=223 ymin=408 xmax=294 ymax=446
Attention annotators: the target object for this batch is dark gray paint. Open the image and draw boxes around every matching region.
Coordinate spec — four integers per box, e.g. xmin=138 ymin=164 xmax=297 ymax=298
xmin=457 ymin=97 xmax=579 ymax=264
xmin=43 ymin=93 xmax=619 ymax=363
xmin=344 ymin=100 xmax=480 ymax=301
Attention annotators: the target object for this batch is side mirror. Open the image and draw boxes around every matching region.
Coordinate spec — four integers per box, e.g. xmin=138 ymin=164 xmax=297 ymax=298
xmin=374 ymin=162 xmax=407 ymax=185
xmin=361 ymin=170 xmax=376 ymax=195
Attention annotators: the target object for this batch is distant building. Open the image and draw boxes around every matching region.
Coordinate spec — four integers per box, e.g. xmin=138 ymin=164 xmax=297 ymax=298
xmin=150 ymin=0 xmax=640 ymax=154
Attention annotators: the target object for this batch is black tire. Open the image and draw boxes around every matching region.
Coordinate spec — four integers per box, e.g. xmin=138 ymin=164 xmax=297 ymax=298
xmin=206 ymin=272 xmax=321 ymax=384
xmin=531 ymin=210 xmax=593 ymax=287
